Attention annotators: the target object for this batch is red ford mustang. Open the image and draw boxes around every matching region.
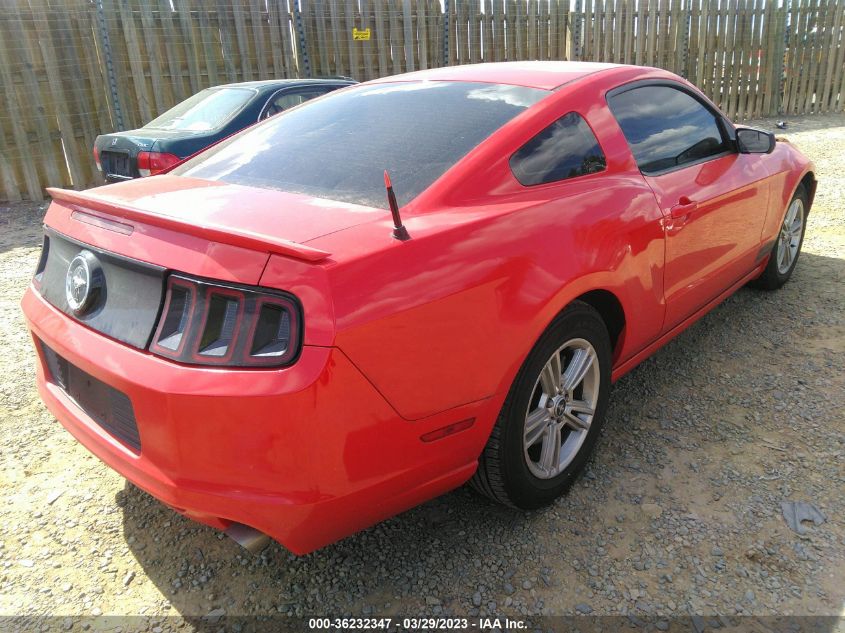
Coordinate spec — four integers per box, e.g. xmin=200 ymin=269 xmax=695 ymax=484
xmin=22 ymin=62 xmax=815 ymax=555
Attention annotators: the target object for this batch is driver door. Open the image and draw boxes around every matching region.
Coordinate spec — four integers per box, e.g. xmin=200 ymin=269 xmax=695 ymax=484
xmin=608 ymin=83 xmax=770 ymax=333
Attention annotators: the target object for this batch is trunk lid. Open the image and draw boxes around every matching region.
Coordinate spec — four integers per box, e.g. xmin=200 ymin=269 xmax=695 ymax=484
xmin=95 ymin=129 xmax=224 ymax=180
xmin=38 ymin=177 xmax=387 ymax=350
xmin=94 ymin=131 xmax=158 ymax=180
xmin=37 ymin=176 xmax=383 ymax=352
xmin=46 ymin=175 xmax=390 ymax=264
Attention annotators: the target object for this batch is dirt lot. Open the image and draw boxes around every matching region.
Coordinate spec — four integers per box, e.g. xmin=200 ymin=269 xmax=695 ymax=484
xmin=1 ymin=114 xmax=844 ymax=631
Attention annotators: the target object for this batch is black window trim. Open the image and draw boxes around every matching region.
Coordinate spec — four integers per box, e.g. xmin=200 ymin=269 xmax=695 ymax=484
xmin=257 ymin=84 xmax=348 ymax=122
xmin=509 ymin=110 xmax=608 ymax=188
xmin=605 ymin=79 xmax=738 ymax=177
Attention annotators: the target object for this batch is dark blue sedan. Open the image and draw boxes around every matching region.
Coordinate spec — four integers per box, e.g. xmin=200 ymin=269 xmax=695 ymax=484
xmin=93 ymin=78 xmax=356 ymax=182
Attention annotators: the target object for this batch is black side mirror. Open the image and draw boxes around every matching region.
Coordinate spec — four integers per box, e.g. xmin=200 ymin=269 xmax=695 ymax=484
xmin=736 ymin=127 xmax=776 ymax=154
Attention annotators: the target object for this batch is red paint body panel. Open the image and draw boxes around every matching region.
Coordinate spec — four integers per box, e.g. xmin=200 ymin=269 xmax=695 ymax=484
xmin=645 ymin=153 xmax=772 ymax=331
xmin=47 ymin=177 xmax=392 ymax=263
xmin=22 ymin=289 xmax=499 ymax=554
xmin=44 ymin=198 xmax=269 ymax=286
xmin=320 ymin=173 xmax=666 ymax=419
xmin=21 ymin=63 xmax=814 ymax=553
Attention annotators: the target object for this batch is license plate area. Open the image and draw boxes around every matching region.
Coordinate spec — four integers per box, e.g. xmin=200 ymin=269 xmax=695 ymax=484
xmin=101 ymin=150 xmax=132 ymax=177
xmin=40 ymin=341 xmax=142 ymax=453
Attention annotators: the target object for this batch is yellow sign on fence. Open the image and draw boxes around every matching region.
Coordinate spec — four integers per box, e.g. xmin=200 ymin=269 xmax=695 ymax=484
xmin=352 ymin=27 xmax=371 ymax=41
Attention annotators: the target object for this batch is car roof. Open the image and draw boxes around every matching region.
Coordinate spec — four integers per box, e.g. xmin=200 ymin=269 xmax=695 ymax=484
xmin=366 ymin=61 xmax=626 ymax=90
xmin=212 ymin=78 xmax=356 ymax=90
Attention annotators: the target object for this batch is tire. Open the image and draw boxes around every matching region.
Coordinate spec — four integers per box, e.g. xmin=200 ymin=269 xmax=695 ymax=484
xmin=470 ymin=301 xmax=612 ymax=509
xmin=750 ymin=184 xmax=808 ymax=290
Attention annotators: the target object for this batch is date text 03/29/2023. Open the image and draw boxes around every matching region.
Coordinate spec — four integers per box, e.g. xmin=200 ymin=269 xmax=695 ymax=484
xmin=307 ymin=617 xmax=529 ymax=630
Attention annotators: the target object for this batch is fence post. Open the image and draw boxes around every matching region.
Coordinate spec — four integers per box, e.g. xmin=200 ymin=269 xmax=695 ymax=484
xmin=95 ymin=0 xmax=125 ymax=131
xmin=293 ymin=0 xmax=312 ymax=78
xmin=681 ymin=0 xmax=692 ymax=78
xmin=573 ymin=0 xmax=582 ymax=60
xmin=443 ymin=0 xmax=450 ymax=66
xmin=778 ymin=1 xmax=790 ymax=115
xmin=403 ymin=0 xmax=415 ymax=71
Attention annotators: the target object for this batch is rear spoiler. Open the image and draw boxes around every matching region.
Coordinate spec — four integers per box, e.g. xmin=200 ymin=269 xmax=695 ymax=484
xmin=46 ymin=187 xmax=332 ymax=263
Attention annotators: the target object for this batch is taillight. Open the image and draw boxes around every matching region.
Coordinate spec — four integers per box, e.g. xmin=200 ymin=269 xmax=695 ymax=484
xmin=93 ymin=146 xmax=101 ymax=172
xmin=32 ymin=235 xmax=50 ymax=290
xmin=137 ymin=151 xmax=180 ymax=177
xmin=150 ymin=274 xmax=301 ymax=367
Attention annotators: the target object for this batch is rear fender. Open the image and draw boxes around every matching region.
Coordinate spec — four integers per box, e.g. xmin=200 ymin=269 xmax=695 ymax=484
xmin=489 ymin=272 xmax=636 ymax=404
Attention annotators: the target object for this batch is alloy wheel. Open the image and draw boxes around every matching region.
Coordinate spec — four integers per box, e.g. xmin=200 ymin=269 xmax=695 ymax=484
xmin=523 ymin=338 xmax=600 ymax=479
xmin=777 ymin=198 xmax=804 ymax=274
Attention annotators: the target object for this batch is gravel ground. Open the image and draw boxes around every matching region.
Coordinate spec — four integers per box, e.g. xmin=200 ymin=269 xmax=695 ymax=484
xmin=1 ymin=114 xmax=843 ymax=631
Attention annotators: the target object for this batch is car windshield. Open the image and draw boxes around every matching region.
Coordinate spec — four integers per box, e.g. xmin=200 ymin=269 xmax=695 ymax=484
xmin=143 ymin=87 xmax=255 ymax=132
xmin=173 ymin=81 xmax=548 ymax=207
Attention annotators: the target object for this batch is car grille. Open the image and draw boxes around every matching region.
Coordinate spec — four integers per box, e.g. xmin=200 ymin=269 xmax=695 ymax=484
xmin=40 ymin=341 xmax=142 ymax=453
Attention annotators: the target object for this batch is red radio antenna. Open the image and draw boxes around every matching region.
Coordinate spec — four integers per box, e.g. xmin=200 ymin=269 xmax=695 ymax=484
xmin=384 ymin=170 xmax=410 ymax=241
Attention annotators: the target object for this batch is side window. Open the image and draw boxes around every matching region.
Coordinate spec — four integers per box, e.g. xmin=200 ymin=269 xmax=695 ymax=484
xmin=510 ymin=112 xmax=606 ymax=186
xmin=261 ymin=88 xmax=329 ymax=119
xmin=608 ymin=85 xmax=728 ymax=174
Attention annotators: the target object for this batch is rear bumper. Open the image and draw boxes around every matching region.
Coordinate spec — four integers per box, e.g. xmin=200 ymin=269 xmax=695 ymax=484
xmin=22 ymin=287 xmax=487 ymax=554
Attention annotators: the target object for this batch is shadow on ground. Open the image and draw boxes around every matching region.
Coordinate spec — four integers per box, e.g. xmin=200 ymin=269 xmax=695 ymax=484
xmin=116 ymin=250 xmax=845 ymax=623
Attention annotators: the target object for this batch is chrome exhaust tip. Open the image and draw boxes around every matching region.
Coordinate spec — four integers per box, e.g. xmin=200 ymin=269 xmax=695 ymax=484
xmin=225 ymin=523 xmax=271 ymax=554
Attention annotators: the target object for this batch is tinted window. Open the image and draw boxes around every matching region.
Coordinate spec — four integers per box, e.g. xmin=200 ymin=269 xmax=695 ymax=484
xmin=510 ymin=112 xmax=606 ymax=185
xmin=174 ymin=82 xmax=547 ymax=208
xmin=261 ymin=88 xmax=331 ymax=119
xmin=144 ymin=88 xmax=255 ymax=132
xmin=608 ymin=85 xmax=728 ymax=173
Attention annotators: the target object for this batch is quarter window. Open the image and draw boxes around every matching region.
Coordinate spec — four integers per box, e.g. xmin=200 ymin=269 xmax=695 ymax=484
xmin=510 ymin=112 xmax=606 ymax=186
xmin=261 ymin=88 xmax=330 ymax=119
xmin=608 ymin=85 xmax=728 ymax=174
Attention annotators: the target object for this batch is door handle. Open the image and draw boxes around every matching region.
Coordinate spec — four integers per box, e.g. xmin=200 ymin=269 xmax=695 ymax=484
xmin=670 ymin=196 xmax=697 ymax=219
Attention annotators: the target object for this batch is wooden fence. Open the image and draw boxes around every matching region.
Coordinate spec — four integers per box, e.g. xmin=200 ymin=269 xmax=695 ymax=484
xmin=1 ymin=0 xmax=844 ymax=202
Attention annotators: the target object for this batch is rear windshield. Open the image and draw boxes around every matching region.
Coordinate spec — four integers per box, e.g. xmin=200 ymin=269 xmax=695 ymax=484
xmin=144 ymin=87 xmax=255 ymax=132
xmin=173 ymin=81 xmax=547 ymax=207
